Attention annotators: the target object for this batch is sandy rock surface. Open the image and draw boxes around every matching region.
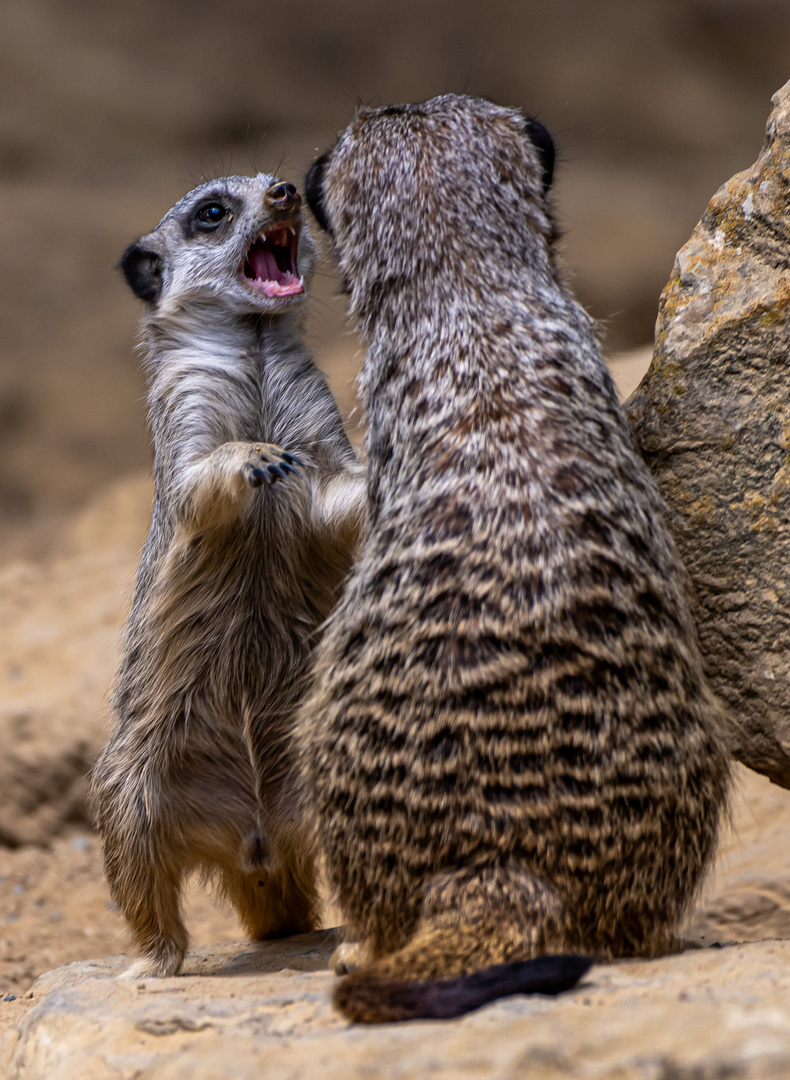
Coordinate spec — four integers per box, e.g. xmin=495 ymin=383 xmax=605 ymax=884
xmin=626 ymin=79 xmax=790 ymax=788
xmin=4 ymin=928 xmax=790 ymax=1078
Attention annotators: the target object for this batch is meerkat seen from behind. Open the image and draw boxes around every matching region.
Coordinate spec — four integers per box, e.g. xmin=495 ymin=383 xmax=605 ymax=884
xmin=92 ymin=173 xmax=364 ymax=979
xmin=300 ymin=95 xmax=730 ymax=1022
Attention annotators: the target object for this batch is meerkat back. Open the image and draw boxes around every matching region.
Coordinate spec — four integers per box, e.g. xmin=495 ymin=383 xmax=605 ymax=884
xmin=300 ymin=95 xmax=730 ymax=1023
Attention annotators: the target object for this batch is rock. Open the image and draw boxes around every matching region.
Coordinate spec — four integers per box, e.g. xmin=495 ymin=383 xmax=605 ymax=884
xmin=3 ymin=930 xmax=790 ymax=1079
xmin=626 ymin=79 xmax=790 ymax=788
xmin=688 ymin=763 xmax=790 ymax=945
xmin=0 ymin=473 xmax=151 ymax=845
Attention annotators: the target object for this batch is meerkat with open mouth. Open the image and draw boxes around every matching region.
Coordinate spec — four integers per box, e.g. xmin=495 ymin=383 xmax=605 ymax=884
xmin=93 ymin=174 xmax=364 ymax=978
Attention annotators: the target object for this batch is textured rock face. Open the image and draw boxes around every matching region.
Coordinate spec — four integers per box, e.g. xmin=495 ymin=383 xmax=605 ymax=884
xmin=626 ymin=79 xmax=790 ymax=788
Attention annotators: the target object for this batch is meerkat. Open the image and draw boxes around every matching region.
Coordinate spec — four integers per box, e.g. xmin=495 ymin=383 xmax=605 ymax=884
xmin=91 ymin=173 xmax=365 ymax=979
xmin=299 ymin=94 xmax=731 ymax=1023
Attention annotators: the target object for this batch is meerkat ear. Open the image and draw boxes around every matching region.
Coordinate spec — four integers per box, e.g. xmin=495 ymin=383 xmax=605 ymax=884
xmin=523 ymin=117 xmax=555 ymax=194
xmin=119 ymin=240 xmax=166 ymax=303
xmin=304 ymin=150 xmax=332 ymax=233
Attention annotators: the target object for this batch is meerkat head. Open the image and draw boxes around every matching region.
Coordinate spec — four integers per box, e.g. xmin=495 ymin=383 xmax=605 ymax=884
xmin=119 ymin=174 xmax=316 ymax=318
xmin=304 ymin=94 xmax=556 ymax=326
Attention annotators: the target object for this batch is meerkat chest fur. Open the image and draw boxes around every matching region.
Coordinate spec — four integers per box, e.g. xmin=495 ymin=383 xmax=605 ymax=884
xmin=146 ymin=315 xmax=325 ymax=683
xmin=149 ymin=311 xmax=313 ymax=537
xmin=118 ymin=174 xmax=360 ymax=714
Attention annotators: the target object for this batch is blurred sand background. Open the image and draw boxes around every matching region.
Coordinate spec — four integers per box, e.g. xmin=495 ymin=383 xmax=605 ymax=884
xmin=2 ymin=0 xmax=790 ymax=1032
xmin=2 ymin=0 xmax=790 ymax=558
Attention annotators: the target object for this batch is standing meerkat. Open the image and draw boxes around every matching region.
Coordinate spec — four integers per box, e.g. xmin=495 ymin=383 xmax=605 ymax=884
xmin=300 ymin=95 xmax=730 ymax=1023
xmin=92 ymin=173 xmax=364 ymax=979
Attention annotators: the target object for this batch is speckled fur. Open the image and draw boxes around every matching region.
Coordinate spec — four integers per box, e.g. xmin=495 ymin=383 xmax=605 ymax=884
xmin=300 ymin=95 xmax=730 ymax=1022
xmin=92 ymin=174 xmax=364 ymax=978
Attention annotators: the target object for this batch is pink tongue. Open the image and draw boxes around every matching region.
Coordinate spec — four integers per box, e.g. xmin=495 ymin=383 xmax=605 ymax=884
xmin=250 ymin=244 xmax=283 ymax=282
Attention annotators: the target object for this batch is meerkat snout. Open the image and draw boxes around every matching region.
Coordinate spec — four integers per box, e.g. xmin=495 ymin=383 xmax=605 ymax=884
xmin=265 ymin=181 xmax=301 ymax=209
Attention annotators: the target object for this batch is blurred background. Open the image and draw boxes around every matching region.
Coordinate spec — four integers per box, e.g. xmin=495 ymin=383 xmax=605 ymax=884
xmin=0 ymin=0 xmax=788 ymax=553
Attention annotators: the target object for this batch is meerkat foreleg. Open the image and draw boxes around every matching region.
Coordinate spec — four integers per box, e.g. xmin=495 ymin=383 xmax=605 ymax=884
xmin=310 ymin=463 xmax=366 ymax=549
xmin=176 ymin=441 xmax=302 ymax=532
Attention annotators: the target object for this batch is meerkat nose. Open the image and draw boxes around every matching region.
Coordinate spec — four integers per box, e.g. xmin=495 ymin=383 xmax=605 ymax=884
xmin=264 ymin=182 xmax=301 ymax=210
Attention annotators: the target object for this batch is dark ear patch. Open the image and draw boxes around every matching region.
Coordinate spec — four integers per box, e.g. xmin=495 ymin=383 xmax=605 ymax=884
xmin=119 ymin=242 xmax=165 ymax=303
xmin=523 ymin=117 xmax=555 ymax=194
xmin=304 ymin=150 xmax=332 ymax=233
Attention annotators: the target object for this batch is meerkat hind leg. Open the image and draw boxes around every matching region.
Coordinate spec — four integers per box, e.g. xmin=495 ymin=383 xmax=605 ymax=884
xmin=115 ymin=862 xmax=188 ymax=980
xmin=331 ymin=940 xmax=371 ymax=974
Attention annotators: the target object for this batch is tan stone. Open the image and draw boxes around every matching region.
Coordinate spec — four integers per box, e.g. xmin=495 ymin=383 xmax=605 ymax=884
xmin=626 ymin=79 xmax=790 ymax=788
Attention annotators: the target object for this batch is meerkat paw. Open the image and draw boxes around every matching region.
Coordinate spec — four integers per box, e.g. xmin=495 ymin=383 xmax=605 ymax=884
xmin=119 ymin=948 xmax=185 ymax=981
xmin=242 ymin=444 xmax=302 ymax=488
xmin=330 ymin=940 xmax=370 ymax=975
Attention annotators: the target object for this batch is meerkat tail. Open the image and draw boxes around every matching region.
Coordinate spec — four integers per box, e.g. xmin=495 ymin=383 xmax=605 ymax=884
xmin=333 ymin=954 xmax=592 ymax=1023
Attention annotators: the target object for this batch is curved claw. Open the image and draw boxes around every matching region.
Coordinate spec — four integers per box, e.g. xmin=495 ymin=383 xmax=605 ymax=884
xmin=243 ymin=447 xmax=302 ymax=489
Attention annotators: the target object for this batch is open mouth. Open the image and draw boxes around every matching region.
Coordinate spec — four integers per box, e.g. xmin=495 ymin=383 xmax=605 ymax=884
xmin=241 ymin=224 xmax=304 ymax=298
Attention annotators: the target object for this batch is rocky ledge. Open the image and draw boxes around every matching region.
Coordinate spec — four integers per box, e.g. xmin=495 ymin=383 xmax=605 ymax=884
xmin=2 ymin=930 xmax=790 ymax=1079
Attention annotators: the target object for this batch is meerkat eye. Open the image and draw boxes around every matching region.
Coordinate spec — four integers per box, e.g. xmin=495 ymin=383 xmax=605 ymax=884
xmin=195 ymin=202 xmax=228 ymax=227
